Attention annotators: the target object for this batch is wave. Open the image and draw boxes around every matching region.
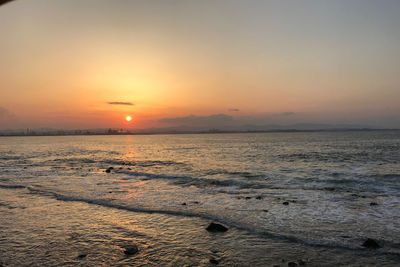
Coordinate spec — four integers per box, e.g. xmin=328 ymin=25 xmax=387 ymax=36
xmin=2 ymin=182 xmax=400 ymax=257
xmin=120 ymin=170 xmax=272 ymax=189
xmin=1 ymin=182 xmax=399 ymax=256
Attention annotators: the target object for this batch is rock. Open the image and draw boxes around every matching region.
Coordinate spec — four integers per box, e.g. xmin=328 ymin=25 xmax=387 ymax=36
xmin=288 ymin=262 xmax=298 ymax=267
xmin=263 ymin=209 xmax=269 ymax=212
xmin=370 ymin=202 xmax=378 ymax=206
xmin=298 ymin=259 xmax=306 ymax=265
xmin=209 ymin=258 xmax=219 ymax=265
xmin=256 ymin=196 xmax=263 ymax=200
xmin=273 ymin=265 xmax=280 ymax=267
xmin=181 ymin=202 xmax=187 ymax=206
xmin=245 ymin=196 xmax=252 ymax=200
xmin=124 ymin=245 xmax=139 ymax=255
xmin=192 ymin=201 xmax=199 ymax=204
xmin=362 ymin=238 xmax=381 ymax=249
xmin=206 ymin=222 xmax=228 ymax=232
xmin=77 ymin=254 xmax=87 ymax=259
xmin=106 ymin=167 xmax=115 ymax=173
xmin=282 ymin=201 xmax=289 ymax=205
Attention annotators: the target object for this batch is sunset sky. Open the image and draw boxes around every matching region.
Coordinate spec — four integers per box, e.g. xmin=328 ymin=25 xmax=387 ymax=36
xmin=1 ymin=0 xmax=400 ymax=130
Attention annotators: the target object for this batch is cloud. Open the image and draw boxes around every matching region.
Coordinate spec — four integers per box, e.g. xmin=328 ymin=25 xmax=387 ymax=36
xmin=228 ymin=108 xmax=240 ymax=112
xmin=159 ymin=114 xmax=234 ymax=127
xmin=107 ymin=101 xmax=134 ymax=106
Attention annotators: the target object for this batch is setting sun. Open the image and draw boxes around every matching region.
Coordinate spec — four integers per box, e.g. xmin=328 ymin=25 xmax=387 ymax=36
xmin=125 ymin=115 xmax=132 ymax=122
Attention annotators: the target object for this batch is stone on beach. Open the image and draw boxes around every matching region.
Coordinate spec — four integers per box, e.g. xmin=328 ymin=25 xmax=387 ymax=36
xmin=124 ymin=244 xmax=139 ymax=255
xmin=105 ymin=167 xmax=114 ymax=173
xmin=282 ymin=201 xmax=289 ymax=205
xmin=209 ymin=258 xmax=219 ymax=264
xmin=362 ymin=238 xmax=381 ymax=249
xmin=206 ymin=222 xmax=228 ymax=232
xmin=77 ymin=254 xmax=87 ymax=259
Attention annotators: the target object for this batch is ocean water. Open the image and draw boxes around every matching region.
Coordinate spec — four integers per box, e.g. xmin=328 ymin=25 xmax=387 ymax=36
xmin=0 ymin=131 xmax=399 ymax=266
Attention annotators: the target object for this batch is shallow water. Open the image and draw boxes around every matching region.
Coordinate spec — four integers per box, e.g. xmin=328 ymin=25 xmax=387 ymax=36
xmin=1 ymin=131 xmax=399 ymax=266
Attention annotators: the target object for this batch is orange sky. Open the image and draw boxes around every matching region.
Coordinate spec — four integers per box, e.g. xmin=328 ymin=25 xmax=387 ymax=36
xmin=1 ymin=0 xmax=400 ymax=130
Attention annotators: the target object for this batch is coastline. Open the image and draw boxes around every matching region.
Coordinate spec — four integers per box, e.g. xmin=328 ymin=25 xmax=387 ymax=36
xmin=1 ymin=186 xmax=399 ymax=267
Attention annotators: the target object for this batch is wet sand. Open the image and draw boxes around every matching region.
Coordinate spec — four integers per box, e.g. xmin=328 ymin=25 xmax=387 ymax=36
xmin=1 ymin=187 xmax=399 ymax=266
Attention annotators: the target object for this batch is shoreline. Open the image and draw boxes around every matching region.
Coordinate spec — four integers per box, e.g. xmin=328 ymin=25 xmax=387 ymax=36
xmin=1 ymin=186 xmax=399 ymax=266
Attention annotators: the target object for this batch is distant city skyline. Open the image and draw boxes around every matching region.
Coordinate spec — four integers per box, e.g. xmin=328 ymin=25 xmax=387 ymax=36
xmin=1 ymin=0 xmax=400 ymax=130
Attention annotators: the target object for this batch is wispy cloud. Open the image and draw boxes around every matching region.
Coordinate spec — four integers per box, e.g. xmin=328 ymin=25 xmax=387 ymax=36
xmin=107 ymin=101 xmax=134 ymax=106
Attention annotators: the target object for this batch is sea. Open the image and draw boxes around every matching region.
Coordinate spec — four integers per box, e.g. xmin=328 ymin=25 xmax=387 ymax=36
xmin=0 ymin=131 xmax=399 ymax=266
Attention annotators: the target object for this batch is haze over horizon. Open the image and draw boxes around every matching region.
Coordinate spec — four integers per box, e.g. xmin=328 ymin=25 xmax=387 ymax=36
xmin=1 ymin=0 xmax=400 ymax=130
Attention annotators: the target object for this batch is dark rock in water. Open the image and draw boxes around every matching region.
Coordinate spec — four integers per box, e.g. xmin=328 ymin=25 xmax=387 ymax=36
xmin=124 ymin=245 xmax=139 ymax=255
xmin=362 ymin=238 xmax=381 ymax=249
xmin=298 ymin=259 xmax=306 ymax=265
xmin=245 ymin=196 xmax=252 ymax=200
xmin=282 ymin=201 xmax=289 ymax=205
xmin=263 ymin=209 xmax=269 ymax=212
xmin=192 ymin=201 xmax=199 ymax=204
xmin=77 ymin=254 xmax=87 ymax=259
xmin=181 ymin=202 xmax=187 ymax=206
xmin=370 ymin=202 xmax=378 ymax=206
xmin=206 ymin=222 xmax=228 ymax=232
xmin=256 ymin=196 xmax=263 ymax=200
xmin=209 ymin=258 xmax=219 ymax=265
xmin=290 ymin=200 xmax=297 ymax=203
xmin=105 ymin=167 xmax=114 ymax=173
xmin=288 ymin=262 xmax=298 ymax=267
xmin=273 ymin=265 xmax=280 ymax=267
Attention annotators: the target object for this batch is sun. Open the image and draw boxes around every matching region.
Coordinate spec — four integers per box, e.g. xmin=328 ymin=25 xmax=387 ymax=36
xmin=125 ymin=115 xmax=132 ymax=122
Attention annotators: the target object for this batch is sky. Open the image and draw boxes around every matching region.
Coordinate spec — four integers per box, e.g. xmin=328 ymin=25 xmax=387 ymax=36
xmin=0 ymin=0 xmax=400 ymax=130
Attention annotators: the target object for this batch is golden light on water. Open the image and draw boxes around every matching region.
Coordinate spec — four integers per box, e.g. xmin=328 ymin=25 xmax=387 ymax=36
xmin=125 ymin=115 xmax=132 ymax=122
